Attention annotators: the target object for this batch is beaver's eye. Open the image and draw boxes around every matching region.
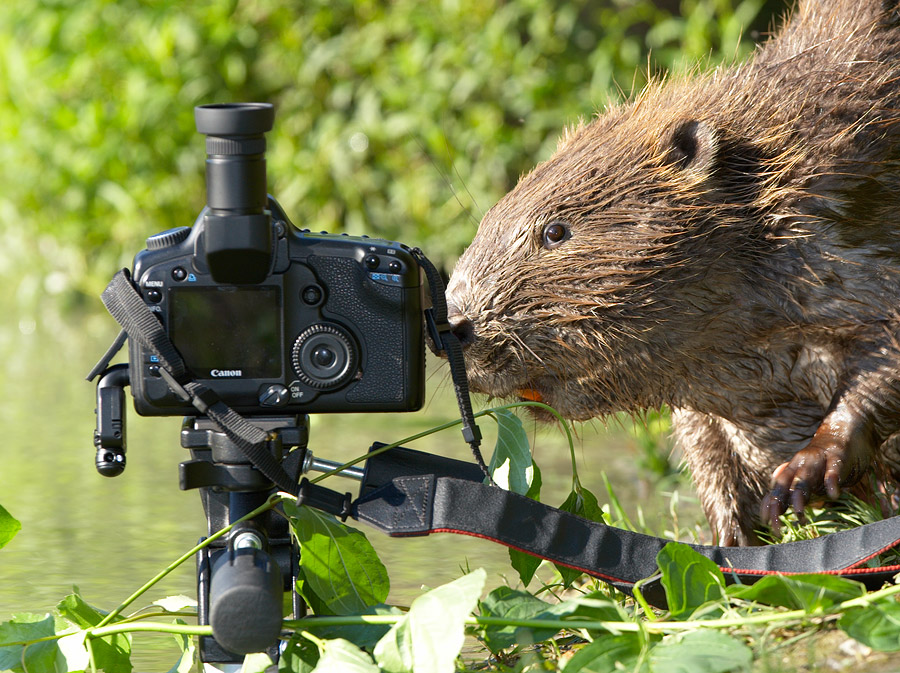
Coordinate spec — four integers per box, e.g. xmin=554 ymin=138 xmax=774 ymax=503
xmin=542 ymin=220 xmax=570 ymax=249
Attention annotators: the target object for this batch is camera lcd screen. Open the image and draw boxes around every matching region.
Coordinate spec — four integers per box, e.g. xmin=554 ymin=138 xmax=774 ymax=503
xmin=168 ymin=286 xmax=281 ymax=379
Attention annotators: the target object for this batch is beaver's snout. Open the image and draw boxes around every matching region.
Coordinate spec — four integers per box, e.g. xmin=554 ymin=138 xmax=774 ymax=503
xmin=447 ymin=304 xmax=476 ymax=347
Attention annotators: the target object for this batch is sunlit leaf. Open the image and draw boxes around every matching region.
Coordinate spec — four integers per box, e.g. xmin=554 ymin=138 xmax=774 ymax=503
xmin=650 ymin=631 xmax=752 ymax=673
xmin=657 ymin=543 xmax=726 ymax=619
xmin=374 ymin=569 xmax=485 ymax=673
xmin=0 ymin=505 xmax=20 ymax=550
xmin=166 ymin=619 xmax=195 ymax=673
xmin=311 ymin=638 xmax=379 ymax=673
xmin=153 ymin=596 xmax=197 ymax=613
xmin=57 ymin=631 xmax=90 ymax=672
xmin=727 ymin=574 xmax=865 ymax=611
xmin=840 ymin=601 xmax=900 ymax=651
xmin=56 ymin=592 xmax=132 ymax=673
xmin=241 ymin=651 xmax=274 ymax=673
xmin=489 ymin=409 xmax=532 ymax=494
xmin=285 ymin=501 xmax=389 ymax=615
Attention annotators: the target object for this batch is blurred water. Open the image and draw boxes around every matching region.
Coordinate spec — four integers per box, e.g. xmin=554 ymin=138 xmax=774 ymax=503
xmin=0 ymin=299 xmax=699 ymax=670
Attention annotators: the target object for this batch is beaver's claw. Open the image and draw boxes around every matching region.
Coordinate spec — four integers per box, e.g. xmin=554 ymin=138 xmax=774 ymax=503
xmin=759 ymin=450 xmax=841 ymax=534
xmin=759 ymin=409 xmax=876 ymax=535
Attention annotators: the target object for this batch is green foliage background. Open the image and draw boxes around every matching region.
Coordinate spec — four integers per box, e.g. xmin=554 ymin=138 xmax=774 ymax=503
xmin=2 ymin=0 xmax=785 ymax=305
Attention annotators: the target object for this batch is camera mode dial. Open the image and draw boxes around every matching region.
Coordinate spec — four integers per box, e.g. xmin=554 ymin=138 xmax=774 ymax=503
xmin=291 ymin=324 xmax=358 ymax=390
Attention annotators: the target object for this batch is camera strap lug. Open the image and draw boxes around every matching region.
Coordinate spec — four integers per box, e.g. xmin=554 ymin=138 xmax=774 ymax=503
xmin=296 ymin=478 xmax=353 ymax=521
xmin=158 ymin=366 xmax=192 ymax=403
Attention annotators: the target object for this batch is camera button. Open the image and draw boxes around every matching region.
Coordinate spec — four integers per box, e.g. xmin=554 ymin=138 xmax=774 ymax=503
xmin=364 ymin=254 xmax=380 ymax=270
xmin=388 ymin=260 xmax=402 ymax=273
xmin=172 ymin=267 xmax=188 ymax=282
xmin=301 ymin=285 xmax=323 ymax=306
xmin=259 ymin=384 xmax=290 ymax=407
xmin=145 ymin=289 xmax=162 ymax=303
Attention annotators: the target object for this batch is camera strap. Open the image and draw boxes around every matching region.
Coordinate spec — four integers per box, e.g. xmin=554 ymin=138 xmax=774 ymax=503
xmin=95 ymin=269 xmax=302 ymax=496
xmin=351 ymin=447 xmax=900 ymax=607
xmin=410 ymin=247 xmax=490 ymax=480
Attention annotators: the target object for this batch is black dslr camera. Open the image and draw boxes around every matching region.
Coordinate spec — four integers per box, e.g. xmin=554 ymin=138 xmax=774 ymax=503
xmin=89 ymin=103 xmax=441 ymax=663
xmin=129 ymin=103 xmax=425 ymax=417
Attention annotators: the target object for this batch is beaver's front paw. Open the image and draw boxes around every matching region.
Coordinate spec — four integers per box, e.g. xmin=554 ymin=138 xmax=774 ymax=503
xmin=759 ymin=408 xmax=877 ymax=534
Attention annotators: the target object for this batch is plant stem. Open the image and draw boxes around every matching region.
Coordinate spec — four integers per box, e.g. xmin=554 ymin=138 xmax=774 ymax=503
xmin=94 ymin=494 xmax=284 ymax=629
xmin=307 ymin=401 xmax=575 ymax=486
xmin=88 ymin=622 xmax=212 ymax=639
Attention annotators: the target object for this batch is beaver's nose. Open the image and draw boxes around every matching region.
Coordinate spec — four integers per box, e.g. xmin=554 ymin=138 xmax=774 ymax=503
xmin=447 ymin=302 xmax=476 ymax=347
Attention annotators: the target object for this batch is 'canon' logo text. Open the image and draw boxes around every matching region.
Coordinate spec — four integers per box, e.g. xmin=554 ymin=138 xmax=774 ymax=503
xmin=210 ymin=369 xmax=243 ymax=378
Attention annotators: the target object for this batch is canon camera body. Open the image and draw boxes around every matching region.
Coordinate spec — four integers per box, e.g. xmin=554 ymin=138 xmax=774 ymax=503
xmin=127 ymin=103 xmax=425 ymax=416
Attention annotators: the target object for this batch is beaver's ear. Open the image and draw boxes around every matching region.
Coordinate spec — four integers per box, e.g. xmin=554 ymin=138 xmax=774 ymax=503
xmin=666 ymin=120 xmax=766 ymax=205
xmin=665 ymin=120 xmax=718 ymax=175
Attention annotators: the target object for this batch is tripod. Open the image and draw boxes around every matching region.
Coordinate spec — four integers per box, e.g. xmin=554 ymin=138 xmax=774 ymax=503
xmin=179 ymin=414 xmax=302 ymax=667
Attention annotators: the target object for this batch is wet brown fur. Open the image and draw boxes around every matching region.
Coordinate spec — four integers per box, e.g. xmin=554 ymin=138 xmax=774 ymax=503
xmin=446 ymin=0 xmax=900 ymax=544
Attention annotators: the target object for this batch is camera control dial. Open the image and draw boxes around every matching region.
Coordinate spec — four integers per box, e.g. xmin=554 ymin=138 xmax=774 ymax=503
xmin=291 ymin=324 xmax=358 ymax=390
xmin=146 ymin=226 xmax=191 ymax=251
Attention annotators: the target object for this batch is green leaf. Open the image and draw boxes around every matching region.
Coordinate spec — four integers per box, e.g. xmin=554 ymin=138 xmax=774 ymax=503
xmin=727 ymin=574 xmax=865 ymax=611
xmin=242 ymin=652 xmax=275 ymax=673
xmin=57 ymin=593 xmax=105 ymax=629
xmin=479 ymin=588 xmax=625 ymax=653
xmin=374 ymin=568 xmax=486 ymax=673
xmin=153 ymin=596 xmax=197 ymax=613
xmin=166 ymin=619 xmax=195 ymax=673
xmin=657 ymin=543 xmax=726 ymax=619
xmin=563 ymin=633 xmax=647 ymax=673
xmin=309 ymin=604 xmax=403 ymax=650
xmin=56 ymin=592 xmax=132 ymax=673
xmin=541 ymin=592 xmax=625 ymax=625
xmin=310 ymin=638 xmax=379 ymax=673
xmin=508 ymin=549 xmax=543 ymax=588
xmin=508 ymin=461 xmax=543 ymax=585
xmin=57 ymin=631 xmax=90 ymax=672
xmin=650 ymin=631 xmax=752 ymax=673
xmin=479 ymin=586 xmax=554 ymax=651
xmin=0 ymin=613 xmax=60 ymax=673
xmin=294 ymin=567 xmax=333 ymax=617
xmin=489 ymin=409 xmax=533 ymax=494
xmin=285 ymin=501 xmax=390 ymax=615
xmin=279 ymin=634 xmax=319 ymax=673
xmin=840 ymin=601 xmax=900 ymax=651
xmin=556 ymin=487 xmax=605 ymax=586
xmin=0 ymin=505 xmax=21 ymax=550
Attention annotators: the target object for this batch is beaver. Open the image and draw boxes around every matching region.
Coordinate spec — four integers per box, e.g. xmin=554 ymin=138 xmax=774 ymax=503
xmin=445 ymin=0 xmax=900 ymax=545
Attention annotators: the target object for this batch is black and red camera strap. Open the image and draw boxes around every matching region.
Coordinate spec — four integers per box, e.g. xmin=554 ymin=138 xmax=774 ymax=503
xmin=351 ymin=460 xmax=900 ymax=605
